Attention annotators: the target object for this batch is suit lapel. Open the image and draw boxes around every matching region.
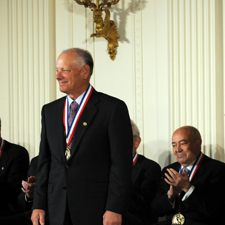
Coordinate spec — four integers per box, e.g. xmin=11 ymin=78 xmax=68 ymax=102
xmin=173 ymin=163 xmax=180 ymax=173
xmin=69 ymin=89 xmax=99 ymax=158
xmin=55 ymin=97 xmax=67 ymax=160
xmin=132 ymin=155 xmax=143 ymax=180
xmin=189 ymin=154 xmax=207 ymax=183
xmin=0 ymin=141 xmax=9 ymax=168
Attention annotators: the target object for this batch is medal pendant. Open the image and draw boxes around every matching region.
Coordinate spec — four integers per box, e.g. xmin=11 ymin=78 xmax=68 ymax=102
xmin=65 ymin=147 xmax=71 ymax=161
xmin=172 ymin=213 xmax=185 ymax=225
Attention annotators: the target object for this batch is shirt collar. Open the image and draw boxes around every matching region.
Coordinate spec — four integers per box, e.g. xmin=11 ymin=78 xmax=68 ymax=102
xmin=67 ymin=91 xmax=85 ymax=106
xmin=181 ymin=158 xmax=196 ymax=171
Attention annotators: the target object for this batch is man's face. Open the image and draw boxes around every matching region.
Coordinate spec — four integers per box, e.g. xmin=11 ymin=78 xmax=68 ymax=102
xmin=172 ymin=128 xmax=201 ymax=167
xmin=132 ymin=136 xmax=141 ymax=155
xmin=56 ymin=52 xmax=86 ymax=99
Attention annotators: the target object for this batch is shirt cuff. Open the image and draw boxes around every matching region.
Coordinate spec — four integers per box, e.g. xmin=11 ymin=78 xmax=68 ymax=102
xmin=182 ymin=185 xmax=195 ymax=201
xmin=25 ymin=194 xmax=33 ymax=203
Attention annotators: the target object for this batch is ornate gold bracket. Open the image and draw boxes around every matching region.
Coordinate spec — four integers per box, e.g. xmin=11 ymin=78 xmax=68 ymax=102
xmin=74 ymin=0 xmax=120 ymax=60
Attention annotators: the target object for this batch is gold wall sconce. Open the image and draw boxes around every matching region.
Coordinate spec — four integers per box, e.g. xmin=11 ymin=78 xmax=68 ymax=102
xmin=74 ymin=0 xmax=120 ymax=60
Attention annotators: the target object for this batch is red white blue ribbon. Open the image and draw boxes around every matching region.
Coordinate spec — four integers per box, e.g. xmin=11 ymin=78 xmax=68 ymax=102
xmin=179 ymin=152 xmax=204 ymax=181
xmin=63 ymin=84 xmax=93 ymax=147
xmin=0 ymin=139 xmax=5 ymax=157
xmin=133 ymin=152 xmax=139 ymax=166
xmin=189 ymin=152 xmax=204 ymax=181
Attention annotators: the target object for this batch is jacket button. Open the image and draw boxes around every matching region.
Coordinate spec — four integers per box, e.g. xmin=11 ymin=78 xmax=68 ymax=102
xmin=66 ymin=165 xmax=69 ymax=169
xmin=63 ymin=186 xmax=67 ymax=189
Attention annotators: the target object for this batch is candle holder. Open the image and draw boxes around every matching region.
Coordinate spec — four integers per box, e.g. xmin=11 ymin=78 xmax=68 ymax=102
xmin=74 ymin=0 xmax=120 ymax=60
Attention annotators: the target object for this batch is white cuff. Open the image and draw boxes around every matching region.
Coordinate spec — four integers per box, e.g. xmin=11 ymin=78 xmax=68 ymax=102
xmin=25 ymin=194 xmax=33 ymax=203
xmin=182 ymin=185 xmax=195 ymax=201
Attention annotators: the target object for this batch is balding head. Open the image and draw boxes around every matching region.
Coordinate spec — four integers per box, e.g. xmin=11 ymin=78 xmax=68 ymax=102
xmin=172 ymin=126 xmax=202 ymax=167
xmin=60 ymin=48 xmax=94 ymax=77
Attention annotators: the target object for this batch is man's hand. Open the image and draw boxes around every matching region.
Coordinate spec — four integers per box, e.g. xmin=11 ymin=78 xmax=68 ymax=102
xmin=167 ymin=184 xmax=181 ymax=202
xmin=31 ymin=209 xmax=45 ymax=225
xmin=165 ymin=168 xmax=192 ymax=193
xmin=22 ymin=176 xmax=36 ymax=199
xmin=103 ymin=210 xmax=122 ymax=225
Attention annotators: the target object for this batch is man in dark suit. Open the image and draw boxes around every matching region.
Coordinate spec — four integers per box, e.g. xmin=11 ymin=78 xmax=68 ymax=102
xmin=151 ymin=126 xmax=225 ymax=225
xmin=122 ymin=120 xmax=161 ymax=225
xmin=31 ymin=48 xmax=133 ymax=225
xmin=0 ymin=118 xmax=29 ymax=217
xmin=0 ymin=156 xmax=38 ymax=225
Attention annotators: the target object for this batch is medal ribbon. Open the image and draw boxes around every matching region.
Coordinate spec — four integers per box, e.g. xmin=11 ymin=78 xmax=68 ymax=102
xmin=0 ymin=139 xmax=5 ymax=158
xmin=133 ymin=152 xmax=139 ymax=166
xmin=179 ymin=152 xmax=204 ymax=181
xmin=63 ymin=84 xmax=93 ymax=147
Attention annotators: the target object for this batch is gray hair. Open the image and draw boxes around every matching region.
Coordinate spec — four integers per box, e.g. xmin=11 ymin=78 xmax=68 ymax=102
xmin=61 ymin=48 xmax=94 ymax=76
xmin=131 ymin=119 xmax=140 ymax=138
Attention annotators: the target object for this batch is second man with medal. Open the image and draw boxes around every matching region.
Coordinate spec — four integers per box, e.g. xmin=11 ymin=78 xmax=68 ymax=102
xmin=151 ymin=126 xmax=225 ymax=225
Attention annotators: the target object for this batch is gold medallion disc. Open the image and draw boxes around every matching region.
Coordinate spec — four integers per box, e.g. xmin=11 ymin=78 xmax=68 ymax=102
xmin=172 ymin=213 xmax=185 ymax=225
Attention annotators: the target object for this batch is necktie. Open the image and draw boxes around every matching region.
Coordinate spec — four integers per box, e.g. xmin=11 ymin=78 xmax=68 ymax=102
xmin=68 ymin=101 xmax=79 ymax=127
xmin=184 ymin=167 xmax=190 ymax=177
xmin=65 ymin=101 xmax=79 ymax=160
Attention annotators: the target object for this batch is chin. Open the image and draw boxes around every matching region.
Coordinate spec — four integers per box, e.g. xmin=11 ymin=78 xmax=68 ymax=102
xmin=59 ymin=87 xmax=67 ymax=93
xmin=177 ymin=157 xmax=186 ymax=164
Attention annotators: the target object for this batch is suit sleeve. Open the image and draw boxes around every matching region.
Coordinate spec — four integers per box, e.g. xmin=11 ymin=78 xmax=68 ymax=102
xmin=32 ymin=106 xmax=51 ymax=211
xmin=130 ymin=161 xmax=161 ymax=212
xmin=151 ymin=167 xmax=174 ymax=217
xmin=105 ymin=100 xmax=133 ymax=214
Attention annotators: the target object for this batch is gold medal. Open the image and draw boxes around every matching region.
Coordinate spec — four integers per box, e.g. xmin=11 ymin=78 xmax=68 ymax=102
xmin=65 ymin=147 xmax=71 ymax=161
xmin=172 ymin=213 xmax=185 ymax=224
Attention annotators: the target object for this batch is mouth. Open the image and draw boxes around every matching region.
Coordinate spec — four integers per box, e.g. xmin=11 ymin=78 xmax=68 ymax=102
xmin=176 ymin=152 xmax=185 ymax=158
xmin=58 ymin=81 xmax=67 ymax=86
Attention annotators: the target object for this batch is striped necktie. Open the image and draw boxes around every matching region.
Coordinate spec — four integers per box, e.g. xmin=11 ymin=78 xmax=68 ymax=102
xmin=68 ymin=101 xmax=78 ymax=127
xmin=184 ymin=167 xmax=191 ymax=177
xmin=65 ymin=101 xmax=79 ymax=160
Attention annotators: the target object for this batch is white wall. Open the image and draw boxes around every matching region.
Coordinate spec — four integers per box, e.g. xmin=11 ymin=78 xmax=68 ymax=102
xmin=0 ymin=0 xmax=224 ymax=167
xmin=0 ymin=0 xmax=56 ymax=160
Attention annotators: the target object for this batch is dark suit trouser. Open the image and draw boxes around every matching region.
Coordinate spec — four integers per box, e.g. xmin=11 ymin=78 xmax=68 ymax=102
xmin=64 ymin=202 xmax=73 ymax=225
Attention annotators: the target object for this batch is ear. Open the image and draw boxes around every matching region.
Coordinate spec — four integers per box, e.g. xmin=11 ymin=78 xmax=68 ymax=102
xmin=134 ymin=137 xmax=141 ymax=149
xmin=82 ymin=64 xmax=90 ymax=80
xmin=196 ymin=139 xmax=202 ymax=146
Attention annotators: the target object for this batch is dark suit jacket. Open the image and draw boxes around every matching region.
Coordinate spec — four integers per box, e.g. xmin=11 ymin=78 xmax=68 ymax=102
xmin=123 ymin=155 xmax=161 ymax=225
xmin=0 ymin=140 xmax=29 ymax=216
xmin=33 ymin=89 xmax=133 ymax=225
xmin=151 ymin=154 xmax=225 ymax=225
xmin=0 ymin=156 xmax=39 ymax=225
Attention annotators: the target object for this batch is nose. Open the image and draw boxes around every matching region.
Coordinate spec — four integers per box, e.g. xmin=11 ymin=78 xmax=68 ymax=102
xmin=177 ymin=144 xmax=182 ymax=151
xmin=56 ymin=70 xmax=62 ymax=80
